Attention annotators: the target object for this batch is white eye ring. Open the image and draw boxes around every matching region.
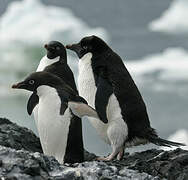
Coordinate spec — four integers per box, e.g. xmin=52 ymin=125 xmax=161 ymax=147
xmin=83 ymin=46 xmax=87 ymax=50
xmin=56 ymin=46 xmax=60 ymax=50
xmin=29 ymin=80 xmax=35 ymax=85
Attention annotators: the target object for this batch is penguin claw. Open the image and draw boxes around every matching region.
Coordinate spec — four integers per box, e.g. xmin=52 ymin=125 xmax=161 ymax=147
xmin=96 ymin=148 xmax=125 ymax=161
xmin=96 ymin=156 xmax=112 ymax=161
xmin=96 ymin=153 xmax=117 ymax=161
xmin=116 ymin=149 xmax=124 ymax=161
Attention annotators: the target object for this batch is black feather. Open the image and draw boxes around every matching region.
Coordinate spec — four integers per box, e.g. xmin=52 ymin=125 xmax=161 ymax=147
xmin=27 ymin=92 xmax=39 ymax=115
xmin=146 ymin=128 xmax=185 ymax=147
xmin=95 ymin=76 xmax=113 ymax=123
xmin=149 ymin=136 xmax=185 ymax=147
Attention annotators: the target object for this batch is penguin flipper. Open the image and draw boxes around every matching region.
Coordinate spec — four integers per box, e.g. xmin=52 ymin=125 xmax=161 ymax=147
xmin=27 ymin=92 xmax=39 ymax=115
xmin=95 ymin=76 xmax=113 ymax=123
xmin=68 ymin=101 xmax=99 ymax=119
xmin=60 ymin=100 xmax=68 ymax=115
xmin=73 ymin=95 xmax=88 ymax=104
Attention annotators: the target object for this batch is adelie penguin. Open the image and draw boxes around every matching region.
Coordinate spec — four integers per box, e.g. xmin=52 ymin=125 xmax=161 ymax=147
xmin=27 ymin=41 xmax=84 ymax=163
xmin=29 ymin=41 xmax=77 ymax=120
xmin=66 ymin=35 xmax=185 ymax=161
xmin=12 ymin=71 xmax=98 ymax=164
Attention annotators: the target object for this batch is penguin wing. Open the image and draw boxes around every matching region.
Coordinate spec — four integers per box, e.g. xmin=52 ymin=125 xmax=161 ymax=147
xmin=68 ymin=101 xmax=99 ymax=119
xmin=60 ymin=101 xmax=68 ymax=115
xmin=27 ymin=92 xmax=39 ymax=115
xmin=95 ymin=76 xmax=113 ymax=124
xmin=57 ymin=87 xmax=82 ymax=116
xmin=105 ymin=53 xmax=152 ymax=133
xmin=72 ymin=95 xmax=88 ymax=104
xmin=57 ymin=86 xmax=98 ymax=119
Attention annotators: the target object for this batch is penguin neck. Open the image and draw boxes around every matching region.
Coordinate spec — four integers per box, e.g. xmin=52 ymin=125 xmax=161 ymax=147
xmin=79 ymin=53 xmax=93 ymax=65
xmin=36 ymin=85 xmax=57 ymax=98
xmin=36 ymin=55 xmax=60 ymax=72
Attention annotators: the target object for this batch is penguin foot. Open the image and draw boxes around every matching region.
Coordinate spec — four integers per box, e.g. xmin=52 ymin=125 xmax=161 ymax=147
xmin=96 ymin=156 xmax=113 ymax=161
xmin=96 ymin=151 xmax=118 ymax=161
xmin=96 ymin=147 xmax=124 ymax=161
xmin=116 ymin=148 xmax=124 ymax=160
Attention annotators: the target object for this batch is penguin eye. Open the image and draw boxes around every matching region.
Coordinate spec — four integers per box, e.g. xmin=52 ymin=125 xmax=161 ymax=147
xmin=56 ymin=46 xmax=60 ymax=50
xmin=29 ymin=80 xmax=35 ymax=85
xmin=51 ymin=47 xmax=55 ymax=50
xmin=82 ymin=45 xmax=87 ymax=50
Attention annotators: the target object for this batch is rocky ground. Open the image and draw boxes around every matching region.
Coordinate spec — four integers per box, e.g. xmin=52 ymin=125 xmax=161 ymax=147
xmin=0 ymin=117 xmax=187 ymax=180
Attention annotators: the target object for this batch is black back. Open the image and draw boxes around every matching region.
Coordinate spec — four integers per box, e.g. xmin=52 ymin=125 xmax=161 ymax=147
xmin=90 ymin=37 xmax=152 ymax=142
xmin=44 ymin=61 xmax=78 ymax=93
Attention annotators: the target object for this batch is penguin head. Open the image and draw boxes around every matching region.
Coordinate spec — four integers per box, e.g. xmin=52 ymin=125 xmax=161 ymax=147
xmin=44 ymin=41 xmax=67 ymax=60
xmin=66 ymin=35 xmax=110 ymax=59
xmin=12 ymin=72 xmax=62 ymax=92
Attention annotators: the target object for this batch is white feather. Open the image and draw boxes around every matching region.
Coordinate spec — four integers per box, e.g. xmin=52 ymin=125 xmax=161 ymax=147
xmin=78 ymin=53 xmax=128 ymax=148
xmin=37 ymin=85 xmax=71 ymax=164
xmin=36 ymin=55 xmax=60 ymax=72
xmin=33 ymin=55 xmax=60 ymax=129
xmin=68 ymin=101 xmax=99 ymax=119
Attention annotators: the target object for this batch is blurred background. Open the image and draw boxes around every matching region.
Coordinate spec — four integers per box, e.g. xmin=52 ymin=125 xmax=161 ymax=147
xmin=0 ymin=0 xmax=188 ymax=155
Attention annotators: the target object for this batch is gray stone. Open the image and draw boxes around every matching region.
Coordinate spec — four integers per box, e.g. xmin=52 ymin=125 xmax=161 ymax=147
xmin=0 ymin=117 xmax=187 ymax=179
xmin=0 ymin=118 xmax=42 ymax=153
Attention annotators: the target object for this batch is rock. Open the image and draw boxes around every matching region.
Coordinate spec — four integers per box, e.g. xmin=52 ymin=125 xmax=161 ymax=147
xmin=106 ymin=149 xmax=188 ymax=180
xmin=0 ymin=117 xmax=187 ymax=179
xmin=0 ymin=118 xmax=42 ymax=153
xmin=0 ymin=146 xmax=156 ymax=180
xmin=0 ymin=118 xmax=96 ymax=161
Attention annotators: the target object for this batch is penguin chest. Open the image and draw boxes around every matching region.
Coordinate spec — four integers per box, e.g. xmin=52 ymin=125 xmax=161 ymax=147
xmin=37 ymin=86 xmax=71 ymax=164
xmin=78 ymin=56 xmax=97 ymax=107
xmin=33 ymin=56 xmax=60 ymax=126
xmin=78 ymin=54 xmax=108 ymax=140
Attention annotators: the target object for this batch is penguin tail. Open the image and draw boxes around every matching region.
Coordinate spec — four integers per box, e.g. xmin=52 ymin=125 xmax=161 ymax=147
xmin=149 ymin=136 xmax=185 ymax=147
xmin=147 ymin=128 xmax=185 ymax=147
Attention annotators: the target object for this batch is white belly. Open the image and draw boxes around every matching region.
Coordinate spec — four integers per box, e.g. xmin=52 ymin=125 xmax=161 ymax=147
xmin=37 ymin=86 xmax=71 ymax=164
xmin=33 ymin=55 xmax=60 ymax=129
xmin=78 ymin=53 xmax=128 ymax=144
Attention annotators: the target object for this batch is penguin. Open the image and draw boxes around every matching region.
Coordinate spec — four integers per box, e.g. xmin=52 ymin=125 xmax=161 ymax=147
xmin=27 ymin=41 xmax=84 ymax=163
xmin=12 ymin=71 xmax=98 ymax=164
xmin=66 ymin=35 xmax=185 ymax=161
xmin=28 ymin=41 xmax=77 ymax=117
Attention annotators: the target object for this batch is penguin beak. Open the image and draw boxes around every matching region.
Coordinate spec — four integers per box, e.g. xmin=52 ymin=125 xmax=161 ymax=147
xmin=44 ymin=44 xmax=48 ymax=49
xmin=66 ymin=43 xmax=84 ymax=59
xmin=44 ymin=44 xmax=55 ymax=52
xmin=12 ymin=81 xmax=26 ymax=89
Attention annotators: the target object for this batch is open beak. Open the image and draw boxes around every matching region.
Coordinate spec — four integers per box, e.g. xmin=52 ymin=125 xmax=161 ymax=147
xmin=66 ymin=43 xmax=84 ymax=59
xmin=12 ymin=81 xmax=26 ymax=89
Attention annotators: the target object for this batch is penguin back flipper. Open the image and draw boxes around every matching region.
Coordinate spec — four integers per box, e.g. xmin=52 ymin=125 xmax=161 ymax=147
xmin=27 ymin=92 xmax=39 ymax=115
xmin=68 ymin=101 xmax=99 ymax=119
xmin=95 ymin=76 xmax=113 ymax=124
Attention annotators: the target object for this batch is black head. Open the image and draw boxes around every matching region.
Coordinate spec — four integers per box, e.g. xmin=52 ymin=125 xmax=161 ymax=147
xmin=66 ymin=35 xmax=110 ymax=59
xmin=44 ymin=41 xmax=67 ymax=60
xmin=12 ymin=72 xmax=63 ymax=92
